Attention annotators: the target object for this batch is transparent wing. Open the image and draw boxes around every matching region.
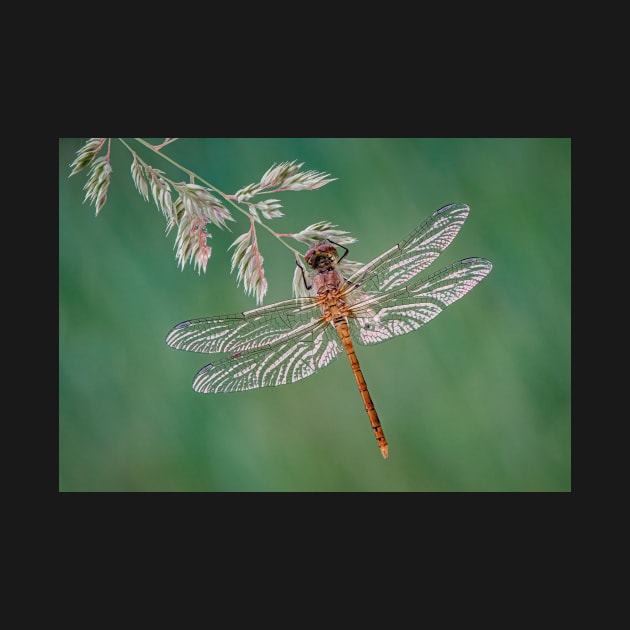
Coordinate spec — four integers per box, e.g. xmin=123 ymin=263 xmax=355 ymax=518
xmin=192 ymin=319 xmax=343 ymax=393
xmin=348 ymin=258 xmax=492 ymax=345
xmin=167 ymin=203 xmax=491 ymax=392
xmin=343 ymin=203 xmax=471 ymax=295
xmin=166 ymin=296 xmax=322 ymax=354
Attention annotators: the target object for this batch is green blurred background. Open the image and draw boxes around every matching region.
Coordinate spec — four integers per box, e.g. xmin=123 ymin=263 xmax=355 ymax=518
xmin=59 ymin=138 xmax=570 ymax=492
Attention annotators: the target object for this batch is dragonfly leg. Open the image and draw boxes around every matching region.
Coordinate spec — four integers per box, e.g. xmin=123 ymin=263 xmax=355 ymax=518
xmin=326 ymin=238 xmax=349 ymax=263
xmin=295 ymin=259 xmax=312 ymax=290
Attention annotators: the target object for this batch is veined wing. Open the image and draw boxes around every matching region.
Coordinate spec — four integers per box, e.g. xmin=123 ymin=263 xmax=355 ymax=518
xmin=343 ymin=203 xmax=471 ymax=295
xmin=192 ymin=318 xmax=344 ymax=393
xmin=348 ymin=257 xmax=492 ymax=345
xmin=165 ymin=296 xmax=322 ymax=354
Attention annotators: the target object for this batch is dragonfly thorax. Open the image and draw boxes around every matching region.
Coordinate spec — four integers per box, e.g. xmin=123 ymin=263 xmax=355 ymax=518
xmin=305 ymin=243 xmax=339 ymax=271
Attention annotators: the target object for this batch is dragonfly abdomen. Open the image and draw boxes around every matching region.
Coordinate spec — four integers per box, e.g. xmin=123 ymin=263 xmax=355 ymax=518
xmin=333 ymin=318 xmax=389 ymax=459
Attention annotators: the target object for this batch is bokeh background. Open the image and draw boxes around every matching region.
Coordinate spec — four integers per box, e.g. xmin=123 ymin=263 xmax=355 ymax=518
xmin=59 ymin=138 xmax=570 ymax=492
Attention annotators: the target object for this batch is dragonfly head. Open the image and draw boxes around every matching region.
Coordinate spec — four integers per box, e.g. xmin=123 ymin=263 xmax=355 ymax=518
xmin=305 ymin=243 xmax=339 ymax=271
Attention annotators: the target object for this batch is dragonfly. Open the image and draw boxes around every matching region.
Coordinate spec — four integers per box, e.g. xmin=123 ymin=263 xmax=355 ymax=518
xmin=166 ymin=202 xmax=492 ymax=459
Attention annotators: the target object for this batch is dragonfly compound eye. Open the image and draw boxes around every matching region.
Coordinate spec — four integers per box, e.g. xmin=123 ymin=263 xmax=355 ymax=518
xmin=305 ymin=243 xmax=339 ymax=270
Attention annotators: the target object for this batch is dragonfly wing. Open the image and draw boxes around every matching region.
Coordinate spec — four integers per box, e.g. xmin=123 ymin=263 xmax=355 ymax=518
xmin=344 ymin=203 xmax=471 ymax=295
xmin=192 ymin=319 xmax=343 ymax=393
xmin=166 ymin=297 xmax=320 ymax=354
xmin=349 ymin=257 xmax=492 ymax=345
